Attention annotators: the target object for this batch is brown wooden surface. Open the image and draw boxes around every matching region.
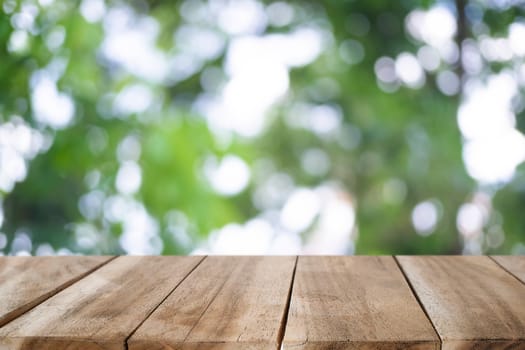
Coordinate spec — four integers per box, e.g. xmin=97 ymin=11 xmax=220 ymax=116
xmin=0 ymin=256 xmax=524 ymax=350
xmin=129 ymin=256 xmax=296 ymax=350
xmin=0 ymin=256 xmax=112 ymax=327
xmin=492 ymin=255 xmax=525 ymax=284
xmin=0 ymin=256 xmax=202 ymax=350
xmin=282 ymin=256 xmax=440 ymax=349
xmin=397 ymin=256 xmax=525 ymax=349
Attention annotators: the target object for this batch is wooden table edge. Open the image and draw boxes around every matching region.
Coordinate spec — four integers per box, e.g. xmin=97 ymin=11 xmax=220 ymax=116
xmin=127 ymin=339 xmax=281 ymax=350
xmin=281 ymin=339 xmax=441 ymax=349
xmin=0 ymin=335 xmax=125 ymax=350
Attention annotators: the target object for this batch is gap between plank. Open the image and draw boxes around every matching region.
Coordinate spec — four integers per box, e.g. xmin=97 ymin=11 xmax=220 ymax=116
xmin=276 ymin=255 xmax=298 ymax=350
xmin=0 ymin=255 xmax=118 ymax=329
xmin=393 ymin=256 xmax=443 ymax=350
xmin=180 ymin=256 xmax=241 ymax=344
xmin=123 ymin=255 xmax=207 ymax=350
xmin=488 ymin=256 xmax=525 ymax=287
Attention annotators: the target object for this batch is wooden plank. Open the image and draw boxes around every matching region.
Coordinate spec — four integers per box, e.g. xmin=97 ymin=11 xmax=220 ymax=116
xmin=128 ymin=256 xmax=296 ymax=350
xmin=0 ymin=256 xmax=203 ymax=350
xmin=397 ymin=256 xmax=525 ymax=349
xmin=0 ymin=256 xmax=112 ymax=327
xmin=492 ymin=255 xmax=525 ymax=284
xmin=282 ymin=256 xmax=439 ymax=350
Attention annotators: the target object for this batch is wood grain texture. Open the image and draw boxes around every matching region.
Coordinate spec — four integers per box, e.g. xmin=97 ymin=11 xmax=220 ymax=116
xmin=282 ymin=256 xmax=439 ymax=350
xmin=397 ymin=256 xmax=525 ymax=349
xmin=0 ymin=256 xmax=203 ymax=350
xmin=128 ymin=256 xmax=296 ymax=350
xmin=0 ymin=256 xmax=112 ymax=327
xmin=492 ymin=255 xmax=525 ymax=285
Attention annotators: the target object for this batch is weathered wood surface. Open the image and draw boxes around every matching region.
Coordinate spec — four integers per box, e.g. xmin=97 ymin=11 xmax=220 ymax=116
xmin=129 ymin=256 xmax=296 ymax=350
xmin=0 ymin=255 xmax=524 ymax=350
xmin=0 ymin=256 xmax=112 ymax=327
xmin=492 ymin=255 xmax=525 ymax=284
xmin=397 ymin=256 xmax=525 ymax=350
xmin=282 ymin=256 xmax=439 ymax=349
xmin=0 ymin=256 xmax=203 ymax=350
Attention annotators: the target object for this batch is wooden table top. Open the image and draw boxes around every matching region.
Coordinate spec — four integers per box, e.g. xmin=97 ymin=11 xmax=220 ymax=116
xmin=0 ymin=256 xmax=523 ymax=349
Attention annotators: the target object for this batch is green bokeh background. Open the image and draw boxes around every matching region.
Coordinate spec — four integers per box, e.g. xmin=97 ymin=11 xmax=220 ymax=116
xmin=0 ymin=0 xmax=524 ymax=255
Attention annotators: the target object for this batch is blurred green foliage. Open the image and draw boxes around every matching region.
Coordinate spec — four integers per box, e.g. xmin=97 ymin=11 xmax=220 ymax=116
xmin=0 ymin=0 xmax=524 ymax=255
